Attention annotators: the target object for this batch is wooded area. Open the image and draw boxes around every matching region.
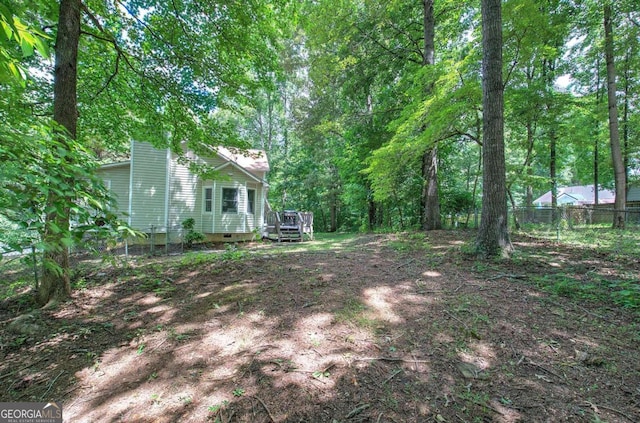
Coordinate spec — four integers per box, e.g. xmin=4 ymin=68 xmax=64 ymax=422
xmin=1 ymin=2 xmax=640 ymax=420
xmin=1 ymin=1 xmax=639 ymax=299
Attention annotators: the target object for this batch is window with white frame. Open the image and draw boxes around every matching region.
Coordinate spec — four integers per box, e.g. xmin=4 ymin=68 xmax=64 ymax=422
xmin=222 ymin=188 xmax=238 ymax=213
xmin=204 ymin=187 xmax=213 ymax=213
xmin=247 ymin=189 xmax=255 ymax=214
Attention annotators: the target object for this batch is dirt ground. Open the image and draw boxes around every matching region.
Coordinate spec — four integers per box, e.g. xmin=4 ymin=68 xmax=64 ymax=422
xmin=0 ymin=231 xmax=639 ymax=422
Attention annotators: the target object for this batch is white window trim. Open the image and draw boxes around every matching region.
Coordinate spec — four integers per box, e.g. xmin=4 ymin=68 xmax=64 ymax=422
xmin=203 ymin=186 xmax=213 ymax=214
xmin=221 ymin=187 xmax=239 ymax=214
xmin=247 ymin=188 xmax=256 ymax=215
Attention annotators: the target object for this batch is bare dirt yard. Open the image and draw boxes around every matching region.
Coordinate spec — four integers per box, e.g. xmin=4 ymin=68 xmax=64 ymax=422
xmin=1 ymin=231 xmax=639 ymax=422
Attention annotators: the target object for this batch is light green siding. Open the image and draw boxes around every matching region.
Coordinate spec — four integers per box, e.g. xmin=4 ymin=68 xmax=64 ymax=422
xmin=98 ymin=140 xmax=267 ymax=238
xmin=96 ymin=163 xmax=130 ymax=220
xmin=130 ymin=141 xmax=168 ymax=231
xmin=203 ymin=178 xmax=265 ymax=234
xmin=167 ymin=151 xmax=198 ymax=230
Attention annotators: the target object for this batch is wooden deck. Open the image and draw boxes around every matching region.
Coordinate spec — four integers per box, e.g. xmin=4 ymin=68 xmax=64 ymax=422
xmin=264 ymin=210 xmax=314 ymax=242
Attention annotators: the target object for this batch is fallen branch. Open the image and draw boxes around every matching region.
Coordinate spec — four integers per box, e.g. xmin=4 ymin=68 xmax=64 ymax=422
xmin=253 ymin=395 xmax=276 ymax=422
xmin=457 ymin=394 xmax=501 ymax=415
xmin=584 ymin=401 xmax=637 ymax=422
xmin=346 ymin=403 xmax=370 ymax=419
xmin=148 ymin=338 xmax=167 ymax=353
xmin=486 ymin=274 xmax=526 ymax=281
xmin=0 ymin=357 xmax=48 ymax=381
xmin=356 ymin=357 xmax=430 ymax=363
xmin=396 ymin=258 xmax=416 ymax=269
xmin=382 ymin=369 xmax=403 ymax=385
xmin=41 ymin=370 xmax=65 ymax=400
xmin=526 ymin=359 xmax=565 ymax=381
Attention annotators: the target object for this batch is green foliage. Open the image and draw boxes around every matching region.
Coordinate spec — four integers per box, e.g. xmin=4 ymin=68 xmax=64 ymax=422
xmin=220 ymin=244 xmax=248 ymax=261
xmin=441 ymin=189 xmax=476 ymax=216
xmin=140 ymin=278 xmax=176 ymax=298
xmin=533 ymin=273 xmax=640 ymax=310
xmin=0 ymin=122 xmax=136 ymax=265
xmin=179 ymin=251 xmax=216 ymax=267
xmin=182 ymin=218 xmax=205 ymax=248
xmin=0 ymin=4 xmax=50 ymax=86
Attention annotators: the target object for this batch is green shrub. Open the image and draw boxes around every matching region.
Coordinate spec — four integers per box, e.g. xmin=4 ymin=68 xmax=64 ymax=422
xmin=182 ymin=218 xmax=205 ymax=247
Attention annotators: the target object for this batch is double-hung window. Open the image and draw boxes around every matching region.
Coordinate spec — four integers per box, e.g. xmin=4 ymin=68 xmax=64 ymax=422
xmin=247 ymin=189 xmax=255 ymax=214
xmin=204 ymin=187 xmax=213 ymax=213
xmin=222 ymin=188 xmax=238 ymax=213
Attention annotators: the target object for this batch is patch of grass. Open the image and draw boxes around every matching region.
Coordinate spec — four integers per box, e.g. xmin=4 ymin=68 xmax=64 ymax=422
xmin=168 ymin=327 xmax=193 ymax=342
xmin=532 ymin=274 xmax=640 ymax=309
xmin=140 ymin=278 xmax=176 ymax=297
xmin=608 ymin=280 xmax=640 ymax=309
xmin=387 ymin=232 xmax=430 ymax=254
xmin=220 ymin=243 xmax=249 ymax=261
xmin=178 ymin=244 xmax=249 ymax=267
xmin=179 ymin=251 xmax=216 ymax=267
xmin=519 ymin=225 xmax=640 ymax=258
xmin=264 ymin=232 xmax=361 ymax=254
xmin=334 ymin=298 xmax=376 ymax=328
xmin=0 ymin=278 xmax=33 ymax=303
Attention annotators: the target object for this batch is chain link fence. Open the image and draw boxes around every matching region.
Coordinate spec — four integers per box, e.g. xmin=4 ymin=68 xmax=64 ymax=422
xmin=74 ymin=225 xmax=188 ymax=260
xmin=440 ymin=206 xmax=640 ymax=232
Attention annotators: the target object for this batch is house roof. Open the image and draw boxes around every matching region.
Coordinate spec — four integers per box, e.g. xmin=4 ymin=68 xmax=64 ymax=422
xmin=98 ymin=160 xmax=130 ymax=169
xmin=533 ymin=185 xmax=616 ymax=205
xmin=628 ymin=186 xmax=640 ymax=202
xmin=213 ymin=161 xmax=269 ymax=185
xmin=214 ymin=147 xmax=270 ymax=173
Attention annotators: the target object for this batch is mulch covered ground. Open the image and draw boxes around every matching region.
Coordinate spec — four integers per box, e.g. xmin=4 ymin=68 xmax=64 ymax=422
xmin=0 ymin=231 xmax=639 ymax=422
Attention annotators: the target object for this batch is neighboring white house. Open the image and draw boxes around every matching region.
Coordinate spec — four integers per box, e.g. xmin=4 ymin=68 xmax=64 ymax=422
xmin=96 ymin=140 xmax=269 ymax=243
xmin=532 ymin=185 xmax=615 ymax=207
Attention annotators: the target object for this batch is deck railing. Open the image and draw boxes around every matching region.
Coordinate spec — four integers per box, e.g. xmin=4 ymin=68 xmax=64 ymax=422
xmin=264 ymin=210 xmax=314 ymax=241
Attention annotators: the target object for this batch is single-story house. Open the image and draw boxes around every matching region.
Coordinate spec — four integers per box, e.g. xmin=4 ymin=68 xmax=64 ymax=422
xmin=532 ymin=185 xmax=615 ymax=207
xmin=628 ymin=186 xmax=640 ymax=208
xmin=97 ymin=140 xmax=269 ymax=243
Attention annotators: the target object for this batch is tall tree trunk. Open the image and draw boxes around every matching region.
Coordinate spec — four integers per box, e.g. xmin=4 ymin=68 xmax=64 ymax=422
xmin=594 ymin=131 xmax=599 ymax=205
xmin=421 ymin=147 xmax=441 ymax=230
xmin=622 ymin=50 xmax=630 ymax=187
xmin=476 ymin=0 xmax=512 ymax=257
xmin=37 ymin=0 xmax=81 ymax=306
xmin=604 ymin=4 xmax=626 ymax=228
xmin=550 ymin=128 xmax=558 ymax=223
xmin=420 ymin=0 xmax=441 ymax=230
xmin=594 ymin=57 xmax=602 ymax=206
xmin=525 ymin=122 xmax=534 ymax=222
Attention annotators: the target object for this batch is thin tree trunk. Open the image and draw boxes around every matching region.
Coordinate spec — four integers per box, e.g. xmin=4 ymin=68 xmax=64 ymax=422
xmin=38 ymin=0 xmax=81 ymax=306
xmin=594 ymin=57 xmax=602 ymax=206
xmin=507 ymin=189 xmax=520 ymax=230
xmin=550 ymin=128 xmax=558 ymax=223
xmin=604 ymin=4 xmax=626 ymax=228
xmin=476 ymin=0 xmax=512 ymax=257
xmin=622 ymin=51 xmax=630 ymax=187
xmin=525 ymin=122 xmax=534 ymax=222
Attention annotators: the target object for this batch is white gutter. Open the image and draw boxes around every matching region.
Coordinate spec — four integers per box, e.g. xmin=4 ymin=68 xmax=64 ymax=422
xmin=212 ymin=181 xmax=216 ymax=233
xmin=164 ymin=146 xmax=171 ymax=232
xmin=127 ymin=140 xmax=134 ymax=227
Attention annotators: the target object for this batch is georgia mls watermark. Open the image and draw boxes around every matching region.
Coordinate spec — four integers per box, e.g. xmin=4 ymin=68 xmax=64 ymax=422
xmin=0 ymin=402 xmax=62 ymax=423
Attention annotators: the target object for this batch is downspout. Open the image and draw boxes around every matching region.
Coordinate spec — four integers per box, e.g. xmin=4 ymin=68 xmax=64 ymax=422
xmin=164 ymin=147 xmax=171 ymax=234
xmin=243 ymin=182 xmax=247 ymax=233
xmin=127 ymin=140 xmax=134 ymax=257
xmin=128 ymin=140 xmax=134 ymax=227
xmin=212 ymin=181 xmax=216 ymax=233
